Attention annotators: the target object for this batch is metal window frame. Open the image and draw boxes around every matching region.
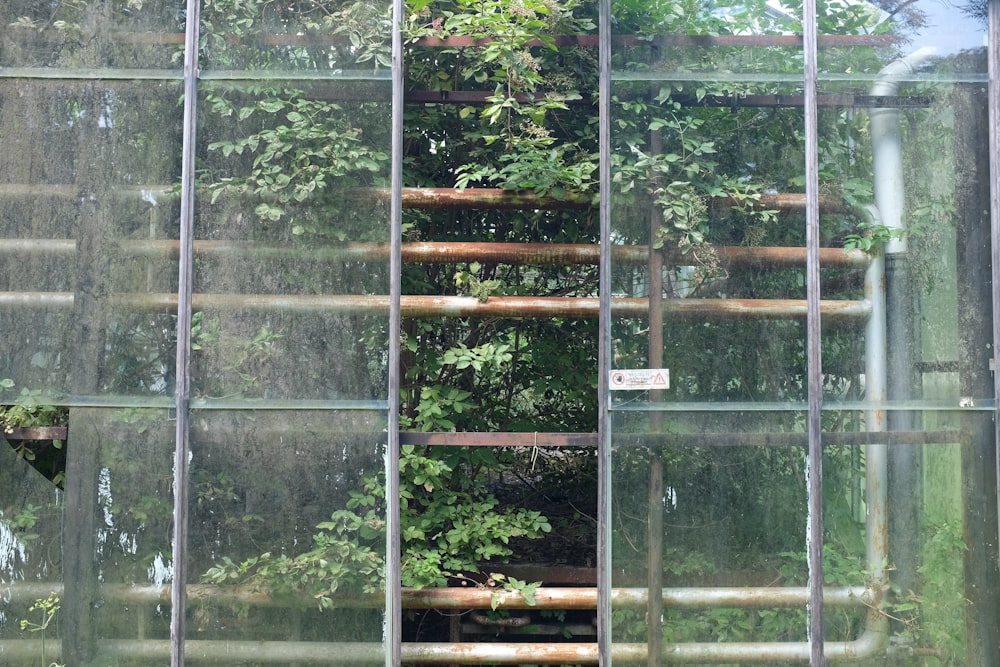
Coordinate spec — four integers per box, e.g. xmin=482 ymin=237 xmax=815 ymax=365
xmin=170 ymin=1 xmax=201 ymax=664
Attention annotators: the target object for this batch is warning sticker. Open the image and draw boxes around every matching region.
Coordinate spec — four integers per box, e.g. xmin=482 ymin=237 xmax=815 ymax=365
xmin=609 ymin=369 xmax=670 ymax=391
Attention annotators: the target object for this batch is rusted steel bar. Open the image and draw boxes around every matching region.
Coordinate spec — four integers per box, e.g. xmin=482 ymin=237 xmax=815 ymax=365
xmin=0 ymin=184 xmax=172 ymax=199
xmin=398 ymin=187 xmax=593 ymax=209
xmin=618 ymin=431 xmax=962 ymax=447
xmin=0 ymin=582 xmax=868 ymax=610
xmin=400 ymin=431 xmax=598 ymax=447
xmin=0 ymin=184 xmax=857 ymax=216
xmin=406 ymin=90 xmax=592 ymax=104
xmin=404 ymin=586 xmax=867 ymax=611
xmin=646 ymin=123 xmax=667 ymax=667
xmin=3 ymin=429 xmax=953 ymax=449
xmin=1 ymin=426 xmax=67 ymax=440
xmin=610 ymin=298 xmax=869 ymax=321
xmin=399 ymin=430 xmax=960 ymax=448
xmin=0 ymin=292 xmax=871 ymax=320
xmin=0 ymin=636 xmax=890 ymax=664
xmin=110 ymin=32 xmax=185 ymax=45
xmin=405 ymin=241 xmax=599 ymax=264
xmin=0 ymin=238 xmax=869 ymax=269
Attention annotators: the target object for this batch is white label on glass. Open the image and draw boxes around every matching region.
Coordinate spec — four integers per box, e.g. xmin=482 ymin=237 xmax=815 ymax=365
xmin=609 ymin=369 xmax=670 ymax=391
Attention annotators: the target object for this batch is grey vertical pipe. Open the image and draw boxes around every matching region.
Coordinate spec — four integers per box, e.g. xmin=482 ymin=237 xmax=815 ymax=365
xmin=171 ymin=1 xmax=200 ymax=665
xmin=388 ymin=0 xmax=404 ymax=660
xmin=863 ymin=254 xmax=887 ymax=580
xmin=869 ymin=46 xmax=937 ymax=613
xmin=597 ymin=0 xmax=612 ymax=660
xmin=870 ymin=47 xmax=937 ymax=254
xmin=990 ymin=0 xmax=1000 ymax=570
xmin=801 ymin=0 xmax=825 ymax=662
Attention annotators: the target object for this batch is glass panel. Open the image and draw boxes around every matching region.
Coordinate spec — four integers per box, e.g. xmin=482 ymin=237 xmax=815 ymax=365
xmin=1 ymin=1 xmax=185 ymax=69
xmin=609 ymin=0 xmax=816 ymax=660
xmin=1 ymin=410 xmax=175 ymax=666
xmin=606 ymin=0 xmax=999 ymax=662
xmin=186 ymin=410 xmax=386 ymax=663
xmin=187 ymin=0 xmax=393 ymax=652
xmin=0 ymin=62 xmax=181 ymax=667
xmin=0 ymin=78 xmax=182 ymax=401
xmin=816 ymin=419 xmax=986 ymax=663
xmin=815 ymin=3 xmax=997 ymax=661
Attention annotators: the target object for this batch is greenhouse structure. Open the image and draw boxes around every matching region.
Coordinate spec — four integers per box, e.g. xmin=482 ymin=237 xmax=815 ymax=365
xmin=1 ymin=0 xmax=999 ymax=664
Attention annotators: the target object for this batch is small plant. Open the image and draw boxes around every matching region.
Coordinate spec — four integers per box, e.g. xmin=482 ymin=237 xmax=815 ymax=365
xmin=19 ymin=592 xmax=65 ymax=667
xmin=842 ymin=222 xmax=906 ymax=254
xmin=0 ymin=379 xmax=68 ymax=435
xmin=1 ymin=379 xmax=68 ymax=486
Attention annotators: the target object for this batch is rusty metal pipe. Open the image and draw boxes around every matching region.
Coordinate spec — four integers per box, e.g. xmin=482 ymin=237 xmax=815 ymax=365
xmin=0 ymin=184 xmax=856 ymax=215
xmin=0 ymin=292 xmax=871 ymax=321
xmin=0 ymin=238 xmax=869 ymax=268
xmin=0 ymin=634 xmax=893 ymax=664
xmin=0 ymin=583 xmax=869 ymax=610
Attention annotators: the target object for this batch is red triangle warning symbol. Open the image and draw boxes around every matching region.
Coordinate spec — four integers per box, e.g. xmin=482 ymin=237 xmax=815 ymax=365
xmin=652 ymin=372 xmax=667 ymax=386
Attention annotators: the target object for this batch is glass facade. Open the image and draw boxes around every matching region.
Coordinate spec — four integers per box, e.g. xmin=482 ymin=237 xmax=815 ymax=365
xmin=1 ymin=0 xmax=997 ymax=665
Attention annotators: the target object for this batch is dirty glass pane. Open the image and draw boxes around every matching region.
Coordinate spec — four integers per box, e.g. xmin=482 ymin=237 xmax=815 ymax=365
xmin=0 ymin=76 xmax=182 ymax=400
xmin=187 ymin=0 xmax=393 ymax=649
xmin=1 ymin=1 xmax=184 ymax=69
xmin=816 ymin=3 xmax=997 ymax=661
xmin=1 ymin=3 xmax=183 ymax=653
xmin=2 ymin=408 xmax=175 ymax=666
xmin=608 ymin=0 xmax=816 ymax=660
xmin=185 ymin=410 xmax=386 ymax=662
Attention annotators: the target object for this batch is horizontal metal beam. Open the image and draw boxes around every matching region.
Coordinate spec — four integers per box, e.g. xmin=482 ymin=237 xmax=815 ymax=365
xmin=4 ymin=429 xmax=956 ymax=448
xmin=405 ymin=91 xmax=931 ymax=109
xmin=9 ymin=31 xmax=898 ymax=49
xmin=0 ymin=582 xmax=868 ymax=610
xmin=400 ymin=431 xmax=599 ymax=447
xmin=0 ymin=633 xmax=887 ymax=664
xmin=410 ymin=34 xmax=899 ymax=48
xmin=397 ymin=187 xmax=592 ymax=209
xmin=2 ymin=426 xmax=67 ymax=440
xmin=0 ymin=185 xmax=858 ymax=215
xmin=0 ymin=585 xmax=880 ymax=663
xmin=0 ymin=292 xmax=871 ymax=320
xmin=0 ymin=238 xmax=869 ymax=268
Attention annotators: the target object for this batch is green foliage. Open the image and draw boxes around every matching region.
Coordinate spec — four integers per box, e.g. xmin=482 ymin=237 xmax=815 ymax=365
xmin=203 ymin=444 xmax=550 ymax=606
xmin=1 ymin=504 xmax=42 ymax=545
xmin=1 ymin=379 xmax=68 ymax=486
xmin=842 ymin=222 xmax=905 ymax=254
xmin=0 ymin=380 xmax=67 ymax=435
xmin=202 ymin=88 xmax=390 ymax=235
xmin=190 ymin=312 xmax=284 ymax=397
xmin=199 ymin=0 xmax=392 ymax=69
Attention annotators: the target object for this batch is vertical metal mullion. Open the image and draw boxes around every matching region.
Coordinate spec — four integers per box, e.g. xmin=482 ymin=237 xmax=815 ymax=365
xmin=989 ymin=0 xmax=1000 ymax=567
xmin=597 ymin=0 xmax=612 ymax=660
xmin=171 ymin=1 xmax=200 ymax=665
xmin=802 ymin=0 xmax=825 ymax=664
xmin=645 ymin=127 xmax=664 ymax=667
xmin=388 ymin=0 xmax=404 ymax=658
